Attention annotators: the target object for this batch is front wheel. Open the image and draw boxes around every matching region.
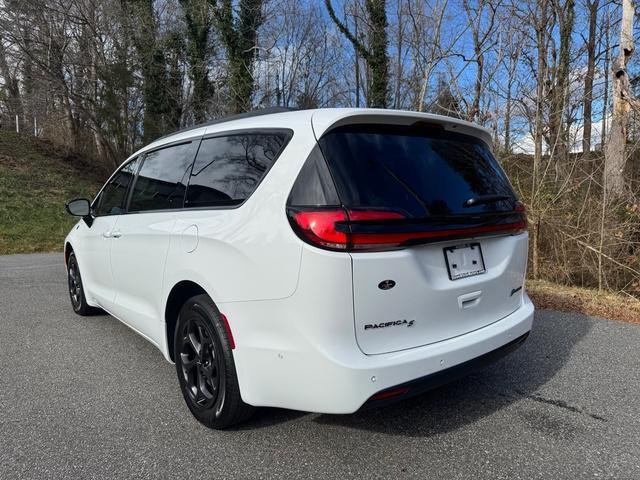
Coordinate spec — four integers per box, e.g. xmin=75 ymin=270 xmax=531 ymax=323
xmin=67 ymin=252 xmax=101 ymax=316
xmin=174 ymin=294 xmax=254 ymax=429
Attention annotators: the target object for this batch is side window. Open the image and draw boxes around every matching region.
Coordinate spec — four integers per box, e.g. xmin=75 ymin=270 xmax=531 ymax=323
xmin=94 ymin=157 xmax=140 ymax=216
xmin=129 ymin=142 xmax=196 ymax=212
xmin=185 ymin=132 xmax=291 ymax=207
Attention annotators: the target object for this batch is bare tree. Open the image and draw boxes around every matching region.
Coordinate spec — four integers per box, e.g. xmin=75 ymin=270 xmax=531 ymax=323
xmin=325 ymin=0 xmax=389 ymax=108
xmin=179 ymin=0 xmax=213 ymax=123
xmin=547 ymin=0 xmax=574 ymax=163
xmin=462 ymin=0 xmax=500 ymax=122
xmin=582 ymin=0 xmax=599 ymax=153
xmin=604 ymin=0 xmax=634 ymax=198
xmin=210 ymin=0 xmax=264 ymax=114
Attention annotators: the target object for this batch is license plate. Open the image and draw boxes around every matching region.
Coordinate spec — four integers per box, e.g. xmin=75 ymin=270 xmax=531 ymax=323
xmin=444 ymin=243 xmax=486 ymax=280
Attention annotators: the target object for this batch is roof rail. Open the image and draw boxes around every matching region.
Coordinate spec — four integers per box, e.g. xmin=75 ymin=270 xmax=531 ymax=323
xmin=154 ymin=107 xmax=297 ymax=142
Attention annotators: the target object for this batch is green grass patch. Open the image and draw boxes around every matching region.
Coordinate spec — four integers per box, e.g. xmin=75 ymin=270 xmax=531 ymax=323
xmin=0 ymin=131 xmax=104 ymax=254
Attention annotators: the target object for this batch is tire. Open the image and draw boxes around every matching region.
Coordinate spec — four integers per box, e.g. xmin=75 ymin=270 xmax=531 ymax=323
xmin=67 ymin=252 xmax=102 ymax=316
xmin=174 ymin=294 xmax=254 ymax=429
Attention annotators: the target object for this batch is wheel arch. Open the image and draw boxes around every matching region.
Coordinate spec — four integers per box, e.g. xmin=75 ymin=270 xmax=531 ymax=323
xmin=164 ymin=280 xmax=208 ymax=362
xmin=64 ymin=242 xmax=74 ymax=266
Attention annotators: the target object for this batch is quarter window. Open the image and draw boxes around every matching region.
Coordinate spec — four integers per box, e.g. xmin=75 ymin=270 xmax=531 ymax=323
xmin=129 ymin=142 xmax=196 ymax=212
xmin=185 ymin=132 xmax=291 ymax=207
xmin=94 ymin=157 xmax=140 ymax=216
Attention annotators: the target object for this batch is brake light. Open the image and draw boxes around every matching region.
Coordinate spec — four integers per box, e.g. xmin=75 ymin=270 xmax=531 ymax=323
xmin=347 ymin=210 xmax=405 ymax=221
xmin=291 ymin=209 xmax=349 ymax=249
xmin=290 ymin=209 xmax=406 ymax=250
xmin=350 ymin=221 xmax=527 ymax=248
xmin=289 ymin=207 xmax=526 ymax=251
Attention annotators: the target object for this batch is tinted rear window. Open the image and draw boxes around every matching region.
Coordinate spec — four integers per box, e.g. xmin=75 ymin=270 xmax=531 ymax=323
xmin=186 ymin=132 xmax=291 ymax=207
xmin=318 ymin=124 xmax=515 ymax=217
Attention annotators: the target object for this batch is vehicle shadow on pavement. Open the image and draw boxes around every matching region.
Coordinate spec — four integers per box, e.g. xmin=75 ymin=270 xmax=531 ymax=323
xmin=309 ymin=311 xmax=592 ymax=437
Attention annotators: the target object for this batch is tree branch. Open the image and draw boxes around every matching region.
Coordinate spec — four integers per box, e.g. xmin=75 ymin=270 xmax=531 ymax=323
xmin=324 ymin=0 xmax=370 ymax=60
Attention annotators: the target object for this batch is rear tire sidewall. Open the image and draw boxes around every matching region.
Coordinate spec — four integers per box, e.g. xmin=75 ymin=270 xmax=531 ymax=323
xmin=67 ymin=252 xmax=93 ymax=316
xmin=174 ymin=295 xmax=251 ymax=429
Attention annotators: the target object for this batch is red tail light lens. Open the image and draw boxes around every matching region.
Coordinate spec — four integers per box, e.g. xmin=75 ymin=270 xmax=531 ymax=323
xmin=347 ymin=210 xmax=405 ymax=221
xmin=289 ymin=205 xmax=527 ymax=251
xmin=350 ymin=222 xmax=527 ymax=249
xmin=514 ymin=201 xmax=528 ymax=230
xmin=291 ymin=209 xmax=349 ymax=249
xmin=290 ymin=209 xmax=405 ymax=250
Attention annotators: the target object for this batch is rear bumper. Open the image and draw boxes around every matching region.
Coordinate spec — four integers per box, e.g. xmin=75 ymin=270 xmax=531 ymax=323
xmin=362 ymin=331 xmax=529 ymax=410
xmin=228 ymin=294 xmax=534 ymax=414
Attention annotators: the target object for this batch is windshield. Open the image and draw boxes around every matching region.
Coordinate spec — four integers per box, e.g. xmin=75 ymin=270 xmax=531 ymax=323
xmin=317 ymin=124 xmax=516 ymax=218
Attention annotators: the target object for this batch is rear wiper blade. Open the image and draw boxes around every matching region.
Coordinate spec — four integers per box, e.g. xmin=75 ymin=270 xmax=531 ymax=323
xmin=463 ymin=194 xmax=511 ymax=208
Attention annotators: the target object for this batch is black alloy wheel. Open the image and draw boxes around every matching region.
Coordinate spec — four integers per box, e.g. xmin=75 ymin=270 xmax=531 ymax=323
xmin=179 ymin=314 xmax=225 ymax=410
xmin=174 ymin=294 xmax=254 ymax=428
xmin=66 ymin=252 xmax=101 ymax=316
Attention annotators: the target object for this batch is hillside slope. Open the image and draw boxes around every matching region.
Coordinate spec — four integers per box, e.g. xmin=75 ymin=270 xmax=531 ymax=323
xmin=0 ymin=131 xmax=105 ymax=254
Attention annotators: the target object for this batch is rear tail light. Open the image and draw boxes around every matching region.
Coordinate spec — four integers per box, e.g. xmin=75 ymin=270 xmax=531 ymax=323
xmin=288 ymin=205 xmax=527 ymax=252
xmin=289 ymin=209 xmax=349 ymax=250
xmin=515 ymin=201 xmax=528 ymax=230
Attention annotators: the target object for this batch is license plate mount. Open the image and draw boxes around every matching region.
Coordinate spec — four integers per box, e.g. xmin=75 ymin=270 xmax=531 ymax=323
xmin=444 ymin=243 xmax=486 ymax=280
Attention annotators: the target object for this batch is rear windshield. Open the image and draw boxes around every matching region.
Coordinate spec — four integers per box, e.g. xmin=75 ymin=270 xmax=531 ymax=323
xmin=317 ymin=124 xmax=515 ymax=217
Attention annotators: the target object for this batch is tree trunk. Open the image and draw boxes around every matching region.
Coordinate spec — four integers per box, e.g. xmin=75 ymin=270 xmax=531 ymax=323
xmin=504 ymin=81 xmax=512 ymax=154
xmin=366 ymin=0 xmax=389 ymax=108
xmin=582 ymin=0 xmax=599 ymax=153
xmin=211 ymin=0 xmax=264 ymax=114
xmin=548 ymin=0 xmax=574 ymax=164
xmin=121 ymin=0 xmax=170 ymax=143
xmin=604 ymin=0 xmax=634 ymax=198
xmin=531 ymin=0 xmax=551 ymax=280
xmin=354 ymin=9 xmax=360 ymax=108
xmin=325 ymin=0 xmax=389 ymax=108
xmin=180 ymin=0 xmax=212 ymax=123
xmin=601 ymin=7 xmax=610 ymax=151
xmin=0 ymin=36 xmax=24 ymax=123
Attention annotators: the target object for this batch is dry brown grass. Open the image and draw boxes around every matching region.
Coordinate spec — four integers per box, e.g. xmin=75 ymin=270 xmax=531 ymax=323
xmin=527 ymin=280 xmax=640 ymax=324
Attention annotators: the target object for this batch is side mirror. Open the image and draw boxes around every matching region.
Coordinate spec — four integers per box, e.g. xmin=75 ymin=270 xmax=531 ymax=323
xmin=65 ymin=198 xmax=91 ymax=217
xmin=65 ymin=198 xmax=93 ymax=227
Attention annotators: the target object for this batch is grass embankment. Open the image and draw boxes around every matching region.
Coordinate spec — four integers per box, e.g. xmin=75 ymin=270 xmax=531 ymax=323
xmin=527 ymin=280 xmax=640 ymax=324
xmin=0 ymin=131 xmax=104 ymax=254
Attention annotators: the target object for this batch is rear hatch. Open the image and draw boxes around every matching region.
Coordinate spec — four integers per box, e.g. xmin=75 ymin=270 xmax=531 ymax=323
xmin=287 ymin=120 xmax=528 ymax=355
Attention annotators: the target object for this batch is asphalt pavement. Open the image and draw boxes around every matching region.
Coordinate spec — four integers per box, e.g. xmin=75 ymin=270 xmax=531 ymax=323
xmin=1 ymin=253 xmax=639 ymax=479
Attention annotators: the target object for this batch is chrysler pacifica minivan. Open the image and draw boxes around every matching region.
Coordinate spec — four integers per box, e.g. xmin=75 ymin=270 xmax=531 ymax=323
xmin=64 ymin=108 xmax=534 ymax=428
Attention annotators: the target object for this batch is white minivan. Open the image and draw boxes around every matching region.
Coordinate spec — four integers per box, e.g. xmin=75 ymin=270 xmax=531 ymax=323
xmin=64 ymin=108 xmax=534 ymax=428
